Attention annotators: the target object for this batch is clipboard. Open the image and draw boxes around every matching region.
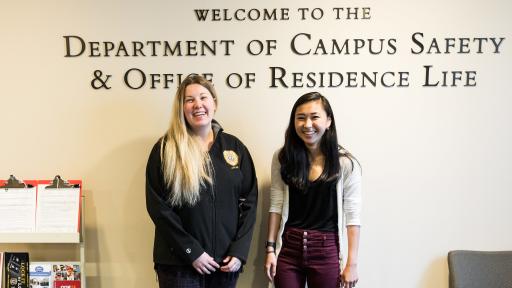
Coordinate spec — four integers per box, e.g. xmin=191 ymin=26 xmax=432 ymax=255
xmin=0 ymin=175 xmax=34 ymax=188
xmin=45 ymin=175 xmax=80 ymax=189
xmin=36 ymin=176 xmax=82 ymax=233
xmin=0 ymin=175 xmax=37 ymax=232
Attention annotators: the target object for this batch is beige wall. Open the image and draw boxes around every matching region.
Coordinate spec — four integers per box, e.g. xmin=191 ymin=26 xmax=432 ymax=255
xmin=1 ymin=1 xmax=511 ymax=287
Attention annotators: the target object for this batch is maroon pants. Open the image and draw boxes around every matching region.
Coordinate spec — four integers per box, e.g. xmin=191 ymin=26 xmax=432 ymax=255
xmin=275 ymin=227 xmax=340 ymax=288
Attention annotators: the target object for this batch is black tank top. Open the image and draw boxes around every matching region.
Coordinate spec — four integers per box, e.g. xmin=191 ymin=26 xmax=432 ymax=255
xmin=286 ymin=180 xmax=338 ymax=232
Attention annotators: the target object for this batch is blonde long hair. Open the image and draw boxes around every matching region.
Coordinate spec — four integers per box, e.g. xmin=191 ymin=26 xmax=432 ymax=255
xmin=161 ymin=75 xmax=217 ymax=206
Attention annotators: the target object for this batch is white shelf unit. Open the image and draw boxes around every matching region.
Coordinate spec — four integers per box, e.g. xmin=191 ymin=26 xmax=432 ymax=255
xmin=0 ymin=195 xmax=86 ymax=288
xmin=0 ymin=233 xmax=79 ymax=243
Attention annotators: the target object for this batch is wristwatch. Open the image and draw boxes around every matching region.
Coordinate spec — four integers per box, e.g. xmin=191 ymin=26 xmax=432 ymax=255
xmin=265 ymin=241 xmax=276 ymax=249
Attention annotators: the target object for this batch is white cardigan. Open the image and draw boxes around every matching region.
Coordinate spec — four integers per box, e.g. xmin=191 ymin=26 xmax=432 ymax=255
xmin=269 ymin=149 xmax=362 ymax=266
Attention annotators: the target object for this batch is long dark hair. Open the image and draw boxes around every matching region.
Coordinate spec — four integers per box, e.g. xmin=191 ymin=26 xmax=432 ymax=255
xmin=279 ymin=92 xmax=353 ymax=190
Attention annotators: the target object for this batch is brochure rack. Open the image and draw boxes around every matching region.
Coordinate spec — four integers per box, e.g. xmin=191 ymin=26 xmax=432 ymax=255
xmin=0 ymin=176 xmax=86 ymax=288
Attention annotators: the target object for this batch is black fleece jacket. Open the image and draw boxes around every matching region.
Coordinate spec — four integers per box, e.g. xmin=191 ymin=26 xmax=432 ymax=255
xmin=145 ymin=122 xmax=258 ymax=266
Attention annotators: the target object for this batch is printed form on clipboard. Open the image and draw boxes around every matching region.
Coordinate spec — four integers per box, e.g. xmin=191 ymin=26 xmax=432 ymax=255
xmin=0 ymin=175 xmax=37 ymax=232
xmin=35 ymin=176 xmax=82 ymax=233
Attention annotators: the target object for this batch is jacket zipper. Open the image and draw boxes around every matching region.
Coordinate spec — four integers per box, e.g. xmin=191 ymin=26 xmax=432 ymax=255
xmin=211 ymin=171 xmax=216 ymax=262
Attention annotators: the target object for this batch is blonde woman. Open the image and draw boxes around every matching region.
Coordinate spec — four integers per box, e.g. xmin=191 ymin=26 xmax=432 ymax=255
xmin=146 ymin=75 xmax=258 ymax=288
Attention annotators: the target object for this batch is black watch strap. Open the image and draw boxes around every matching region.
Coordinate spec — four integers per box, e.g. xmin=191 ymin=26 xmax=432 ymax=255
xmin=265 ymin=241 xmax=276 ymax=249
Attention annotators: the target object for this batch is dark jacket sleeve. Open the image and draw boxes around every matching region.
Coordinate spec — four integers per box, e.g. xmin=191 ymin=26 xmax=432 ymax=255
xmin=145 ymin=140 xmax=205 ymax=264
xmin=227 ymin=142 xmax=258 ymax=264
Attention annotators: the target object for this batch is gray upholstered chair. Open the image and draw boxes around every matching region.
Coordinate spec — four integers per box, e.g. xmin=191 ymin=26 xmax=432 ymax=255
xmin=448 ymin=250 xmax=512 ymax=288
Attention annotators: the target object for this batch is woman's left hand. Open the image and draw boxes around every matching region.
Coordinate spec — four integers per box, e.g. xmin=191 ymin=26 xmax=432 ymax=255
xmin=220 ymin=256 xmax=242 ymax=272
xmin=340 ymin=263 xmax=358 ymax=288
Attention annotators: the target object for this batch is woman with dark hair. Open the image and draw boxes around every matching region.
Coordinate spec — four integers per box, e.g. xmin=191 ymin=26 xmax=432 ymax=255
xmin=146 ymin=74 xmax=258 ymax=288
xmin=264 ymin=92 xmax=362 ymax=288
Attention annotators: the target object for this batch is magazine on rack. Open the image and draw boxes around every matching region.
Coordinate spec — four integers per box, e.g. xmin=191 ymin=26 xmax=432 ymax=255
xmin=3 ymin=252 xmax=29 ymax=288
xmin=1 ymin=252 xmax=4 ymax=288
xmin=51 ymin=263 xmax=80 ymax=288
xmin=29 ymin=263 xmax=52 ymax=288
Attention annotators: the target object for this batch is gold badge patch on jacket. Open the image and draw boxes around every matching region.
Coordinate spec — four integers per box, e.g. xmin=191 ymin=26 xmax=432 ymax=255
xmin=223 ymin=150 xmax=239 ymax=168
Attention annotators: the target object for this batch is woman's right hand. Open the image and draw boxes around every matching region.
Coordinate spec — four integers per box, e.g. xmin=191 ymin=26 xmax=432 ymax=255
xmin=264 ymin=252 xmax=277 ymax=282
xmin=192 ymin=252 xmax=220 ymax=275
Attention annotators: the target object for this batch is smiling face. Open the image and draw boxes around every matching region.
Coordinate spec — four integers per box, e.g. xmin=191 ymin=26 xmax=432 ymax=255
xmin=183 ymin=83 xmax=216 ymax=135
xmin=294 ymin=99 xmax=332 ymax=151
